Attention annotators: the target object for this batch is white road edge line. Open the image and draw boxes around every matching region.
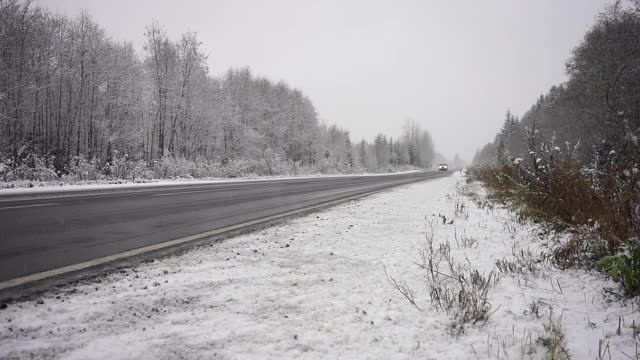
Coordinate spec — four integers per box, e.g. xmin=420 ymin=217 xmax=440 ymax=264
xmin=152 ymin=189 xmax=219 ymax=197
xmin=0 ymin=203 xmax=59 ymax=210
xmin=0 ymin=180 xmax=421 ymax=291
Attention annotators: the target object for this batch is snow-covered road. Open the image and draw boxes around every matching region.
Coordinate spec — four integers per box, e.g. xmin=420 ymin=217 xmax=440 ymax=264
xmin=1 ymin=174 xmax=638 ymax=359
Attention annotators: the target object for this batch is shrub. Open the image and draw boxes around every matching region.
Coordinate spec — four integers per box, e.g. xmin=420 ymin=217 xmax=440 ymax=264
xmin=0 ymin=160 xmax=10 ymax=182
xmin=9 ymin=153 xmax=58 ymax=181
xmin=1 ymin=151 xmax=414 ymax=188
xmin=596 ymin=239 xmax=640 ymax=295
xmin=64 ymin=156 xmax=104 ymax=181
xmin=109 ymin=152 xmax=150 ymax=181
xmin=153 ymin=156 xmax=204 ymax=178
xmin=472 ymin=153 xmax=640 ymax=295
xmin=472 ymin=165 xmax=524 ymax=202
xmin=552 ymin=232 xmax=608 ymax=269
xmin=473 ymin=161 xmax=637 ymax=254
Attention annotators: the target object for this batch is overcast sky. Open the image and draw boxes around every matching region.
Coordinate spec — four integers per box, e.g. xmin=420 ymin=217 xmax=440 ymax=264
xmin=40 ymin=0 xmax=609 ymax=162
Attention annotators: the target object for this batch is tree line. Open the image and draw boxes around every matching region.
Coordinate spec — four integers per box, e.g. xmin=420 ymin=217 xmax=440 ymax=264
xmin=0 ymin=0 xmax=435 ymax=181
xmin=473 ymin=1 xmax=640 ymax=171
xmin=470 ymin=1 xmax=640 ymax=289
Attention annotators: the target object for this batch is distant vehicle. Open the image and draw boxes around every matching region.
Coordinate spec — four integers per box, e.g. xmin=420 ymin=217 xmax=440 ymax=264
xmin=438 ymin=163 xmax=448 ymax=171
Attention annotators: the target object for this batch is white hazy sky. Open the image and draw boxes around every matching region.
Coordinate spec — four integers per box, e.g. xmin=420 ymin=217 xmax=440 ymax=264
xmin=40 ymin=0 xmax=609 ymax=162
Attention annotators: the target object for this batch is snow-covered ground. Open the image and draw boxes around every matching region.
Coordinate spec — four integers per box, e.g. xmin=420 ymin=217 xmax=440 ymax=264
xmin=0 ymin=170 xmax=421 ymax=196
xmin=1 ymin=174 xmax=638 ymax=359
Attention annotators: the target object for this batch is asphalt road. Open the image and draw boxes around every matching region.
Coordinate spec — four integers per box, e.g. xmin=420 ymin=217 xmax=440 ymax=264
xmin=0 ymin=171 xmax=450 ymax=285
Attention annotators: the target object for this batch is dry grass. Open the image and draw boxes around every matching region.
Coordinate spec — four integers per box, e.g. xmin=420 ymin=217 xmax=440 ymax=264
xmin=389 ymin=220 xmax=501 ymax=335
xmin=470 ymin=163 xmax=638 ymax=258
xmin=538 ymin=309 xmax=570 ymax=360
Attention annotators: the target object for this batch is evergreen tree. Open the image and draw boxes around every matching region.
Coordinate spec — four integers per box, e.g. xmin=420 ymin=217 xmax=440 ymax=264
xmin=358 ymin=140 xmax=367 ymax=169
xmin=344 ymin=136 xmax=353 ymax=168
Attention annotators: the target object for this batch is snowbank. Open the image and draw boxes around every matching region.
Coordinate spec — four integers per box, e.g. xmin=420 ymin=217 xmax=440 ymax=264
xmin=0 ymin=174 xmax=637 ymax=359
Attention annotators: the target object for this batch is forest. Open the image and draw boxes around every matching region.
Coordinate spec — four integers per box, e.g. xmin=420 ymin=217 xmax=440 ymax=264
xmin=473 ymin=2 xmax=639 ymax=171
xmin=471 ymin=1 xmax=640 ymax=293
xmin=0 ymin=0 xmax=436 ymax=183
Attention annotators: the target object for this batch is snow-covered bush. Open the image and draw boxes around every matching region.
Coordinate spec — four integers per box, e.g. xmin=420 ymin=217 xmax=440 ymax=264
xmin=474 ymin=141 xmax=638 ymax=250
xmin=0 ymin=160 xmax=10 ymax=182
xmin=109 ymin=152 xmax=150 ymax=181
xmin=313 ymin=157 xmax=334 ymax=174
xmin=222 ymin=158 xmax=270 ymax=177
xmin=0 ymin=151 xmax=411 ymax=189
xmin=64 ymin=156 xmax=104 ymax=181
xmin=153 ymin=156 xmax=199 ymax=178
xmin=269 ymin=158 xmax=297 ymax=175
xmin=130 ymin=159 xmax=153 ymax=181
xmin=9 ymin=153 xmax=58 ymax=182
xmin=472 ymin=140 xmax=640 ymax=294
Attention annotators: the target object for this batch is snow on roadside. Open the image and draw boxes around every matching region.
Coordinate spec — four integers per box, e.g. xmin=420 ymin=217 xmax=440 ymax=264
xmin=0 ymin=170 xmax=421 ymax=196
xmin=0 ymin=174 xmax=638 ymax=359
